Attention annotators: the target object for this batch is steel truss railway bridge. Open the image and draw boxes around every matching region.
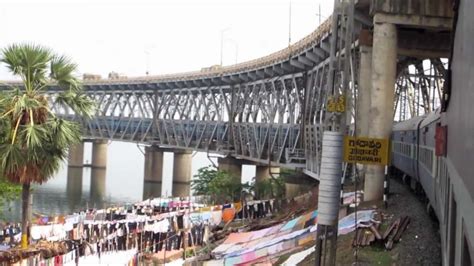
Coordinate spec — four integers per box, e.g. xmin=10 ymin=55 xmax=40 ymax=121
xmin=0 ymin=0 xmax=452 ymax=197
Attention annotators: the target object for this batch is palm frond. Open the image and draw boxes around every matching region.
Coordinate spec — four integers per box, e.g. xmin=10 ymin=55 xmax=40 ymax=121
xmin=23 ymin=124 xmax=47 ymax=148
xmin=1 ymin=44 xmax=52 ymax=91
xmin=50 ymin=55 xmax=80 ymax=91
xmin=0 ymin=143 xmax=25 ymax=181
xmin=48 ymin=118 xmax=81 ymax=148
xmin=55 ymin=91 xmax=95 ymax=118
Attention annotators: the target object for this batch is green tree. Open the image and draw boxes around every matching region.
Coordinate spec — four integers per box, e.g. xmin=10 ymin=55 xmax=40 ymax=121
xmin=253 ymin=175 xmax=285 ymax=200
xmin=0 ymin=178 xmax=21 ymax=216
xmin=0 ymin=44 xmax=94 ymax=248
xmin=192 ymin=166 xmax=251 ymax=204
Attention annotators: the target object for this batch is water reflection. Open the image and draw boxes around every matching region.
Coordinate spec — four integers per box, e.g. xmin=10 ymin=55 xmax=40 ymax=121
xmin=1 ymin=142 xmax=251 ymax=222
xmin=90 ymin=168 xmax=107 ymax=209
xmin=66 ymin=167 xmax=83 ymax=210
xmin=142 ymin=181 xmax=162 ymax=200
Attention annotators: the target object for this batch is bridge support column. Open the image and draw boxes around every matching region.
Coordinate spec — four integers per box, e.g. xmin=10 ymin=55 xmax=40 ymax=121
xmin=68 ymin=143 xmax=84 ymax=168
xmin=66 ymin=167 xmax=83 ymax=209
xmin=90 ymin=168 xmax=106 ymax=209
xmin=172 ymin=151 xmax=192 ymax=197
xmin=365 ymin=21 xmax=397 ymax=201
xmin=217 ymin=157 xmax=242 ymax=183
xmin=285 ymin=183 xmax=306 ymax=199
xmin=91 ymin=140 xmax=108 ymax=169
xmin=356 ymin=44 xmax=373 ymax=181
xmin=255 ymin=166 xmax=280 ymax=199
xmin=143 ymin=146 xmax=164 ymax=199
xmin=255 ymin=166 xmax=280 ymax=183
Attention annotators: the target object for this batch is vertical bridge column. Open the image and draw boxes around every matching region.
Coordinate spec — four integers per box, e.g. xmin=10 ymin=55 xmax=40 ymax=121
xmin=91 ymin=140 xmax=108 ymax=169
xmin=365 ymin=19 xmax=398 ymax=201
xmin=66 ymin=166 xmax=83 ymax=209
xmin=356 ymin=33 xmax=373 ymax=182
xmin=255 ymin=165 xmax=280 ymax=183
xmin=90 ymin=168 xmax=106 ymax=209
xmin=90 ymin=140 xmax=108 ymax=208
xmin=255 ymin=165 xmax=280 ymax=199
xmin=67 ymin=142 xmax=84 ymax=208
xmin=68 ymin=142 xmax=84 ymax=168
xmin=143 ymin=146 xmax=164 ymax=199
xmin=172 ymin=150 xmax=192 ymax=197
xmin=217 ymin=157 xmax=242 ymax=183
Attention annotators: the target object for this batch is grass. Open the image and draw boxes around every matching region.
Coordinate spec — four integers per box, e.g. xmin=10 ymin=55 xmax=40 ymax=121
xmin=335 ymin=224 xmax=395 ymax=266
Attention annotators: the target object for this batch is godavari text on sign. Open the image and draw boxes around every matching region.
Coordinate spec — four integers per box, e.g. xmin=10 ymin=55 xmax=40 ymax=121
xmin=343 ymin=137 xmax=389 ymax=165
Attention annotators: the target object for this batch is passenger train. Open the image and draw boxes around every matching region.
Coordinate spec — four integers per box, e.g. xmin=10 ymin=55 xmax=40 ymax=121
xmin=390 ymin=1 xmax=474 ymax=264
xmin=391 ymin=108 xmax=472 ymax=266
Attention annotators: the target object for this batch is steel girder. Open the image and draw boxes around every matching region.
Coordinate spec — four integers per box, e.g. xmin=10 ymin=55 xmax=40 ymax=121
xmin=47 ymin=63 xmax=333 ymax=173
xmin=394 ymin=58 xmax=447 ymax=121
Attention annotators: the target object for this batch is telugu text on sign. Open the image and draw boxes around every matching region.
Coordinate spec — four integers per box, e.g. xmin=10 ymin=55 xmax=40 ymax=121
xmin=343 ymin=137 xmax=390 ymax=165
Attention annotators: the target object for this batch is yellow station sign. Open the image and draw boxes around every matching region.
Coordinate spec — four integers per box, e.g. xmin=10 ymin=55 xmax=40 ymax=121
xmin=343 ymin=136 xmax=390 ymax=165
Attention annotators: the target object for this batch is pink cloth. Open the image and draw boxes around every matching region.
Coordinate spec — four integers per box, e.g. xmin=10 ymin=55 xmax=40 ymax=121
xmin=242 ymin=251 xmax=257 ymax=262
xmin=224 ymin=232 xmax=253 ymax=244
xmin=249 ymin=227 xmax=272 ymax=240
xmin=267 ymin=224 xmax=283 ymax=235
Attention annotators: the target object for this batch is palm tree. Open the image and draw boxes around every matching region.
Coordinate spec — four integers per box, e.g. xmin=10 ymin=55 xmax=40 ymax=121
xmin=0 ymin=44 xmax=94 ymax=248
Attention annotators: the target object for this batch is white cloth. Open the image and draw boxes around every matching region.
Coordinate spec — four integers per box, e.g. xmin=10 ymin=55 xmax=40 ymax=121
xmin=166 ymin=258 xmax=184 ymax=266
xmin=282 ymin=245 xmax=315 ymax=265
xmin=338 ymin=210 xmax=375 ymax=235
xmin=64 ymin=248 xmax=137 ymax=266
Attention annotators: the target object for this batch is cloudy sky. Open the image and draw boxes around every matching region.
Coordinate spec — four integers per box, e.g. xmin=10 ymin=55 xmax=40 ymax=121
xmin=0 ymin=0 xmax=333 ymax=79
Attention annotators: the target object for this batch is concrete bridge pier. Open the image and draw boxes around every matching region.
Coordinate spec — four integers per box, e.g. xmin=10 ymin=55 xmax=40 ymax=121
xmin=365 ymin=20 xmax=398 ymax=202
xmin=66 ymin=167 xmax=83 ymax=209
xmin=172 ymin=150 xmax=192 ymax=197
xmin=68 ymin=143 xmax=84 ymax=168
xmin=90 ymin=168 xmax=106 ymax=209
xmin=285 ymin=183 xmax=307 ymax=199
xmin=143 ymin=146 xmax=164 ymax=199
xmin=356 ymin=40 xmax=373 ymax=182
xmin=255 ymin=166 xmax=280 ymax=198
xmin=91 ymin=140 xmax=108 ymax=169
xmin=217 ymin=157 xmax=242 ymax=183
xmin=255 ymin=166 xmax=280 ymax=183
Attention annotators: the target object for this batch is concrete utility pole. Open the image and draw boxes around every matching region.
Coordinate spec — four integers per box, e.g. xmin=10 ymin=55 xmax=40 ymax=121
xmin=226 ymin=38 xmax=239 ymax=64
xmin=220 ymin=27 xmax=231 ymax=66
xmin=316 ymin=3 xmax=322 ymax=25
xmin=288 ymin=0 xmax=292 ymax=46
xmin=315 ymin=0 xmax=352 ymax=265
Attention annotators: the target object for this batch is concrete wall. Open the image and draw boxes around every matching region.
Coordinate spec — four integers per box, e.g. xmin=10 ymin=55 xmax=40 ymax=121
xmin=371 ymin=0 xmax=454 ymax=18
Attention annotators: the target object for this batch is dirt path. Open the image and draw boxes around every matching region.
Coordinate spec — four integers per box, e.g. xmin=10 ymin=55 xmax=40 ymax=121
xmin=298 ymin=176 xmax=441 ymax=265
xmin=385 ymin=177 xmax=441 ymax=265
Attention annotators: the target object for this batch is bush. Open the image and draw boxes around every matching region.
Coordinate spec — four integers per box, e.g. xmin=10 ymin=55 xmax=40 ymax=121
xmin=192 ymin=166 xmax=252 ymax=204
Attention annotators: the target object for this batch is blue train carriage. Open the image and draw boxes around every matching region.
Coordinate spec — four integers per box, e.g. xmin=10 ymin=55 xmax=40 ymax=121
xmin=417 ymin=109 xmax=441 ymax=217
xmin=391 ymin=114 xmax=427 ymax=183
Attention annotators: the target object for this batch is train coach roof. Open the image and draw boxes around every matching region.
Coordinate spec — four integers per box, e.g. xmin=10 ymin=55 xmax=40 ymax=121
xmin=393 ymin=115 xmax=427 ymax=131
xmin=420 ymin=108 xmax=441 ymax=128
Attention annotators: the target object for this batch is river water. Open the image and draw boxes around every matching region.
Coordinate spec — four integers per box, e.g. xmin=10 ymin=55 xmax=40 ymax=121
xmin=3 ymin=142 xmax=254 ymax=222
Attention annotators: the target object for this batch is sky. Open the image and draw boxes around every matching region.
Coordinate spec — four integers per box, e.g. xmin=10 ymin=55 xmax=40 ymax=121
xmin=0 ymin=0 xmax=334 ymax=79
